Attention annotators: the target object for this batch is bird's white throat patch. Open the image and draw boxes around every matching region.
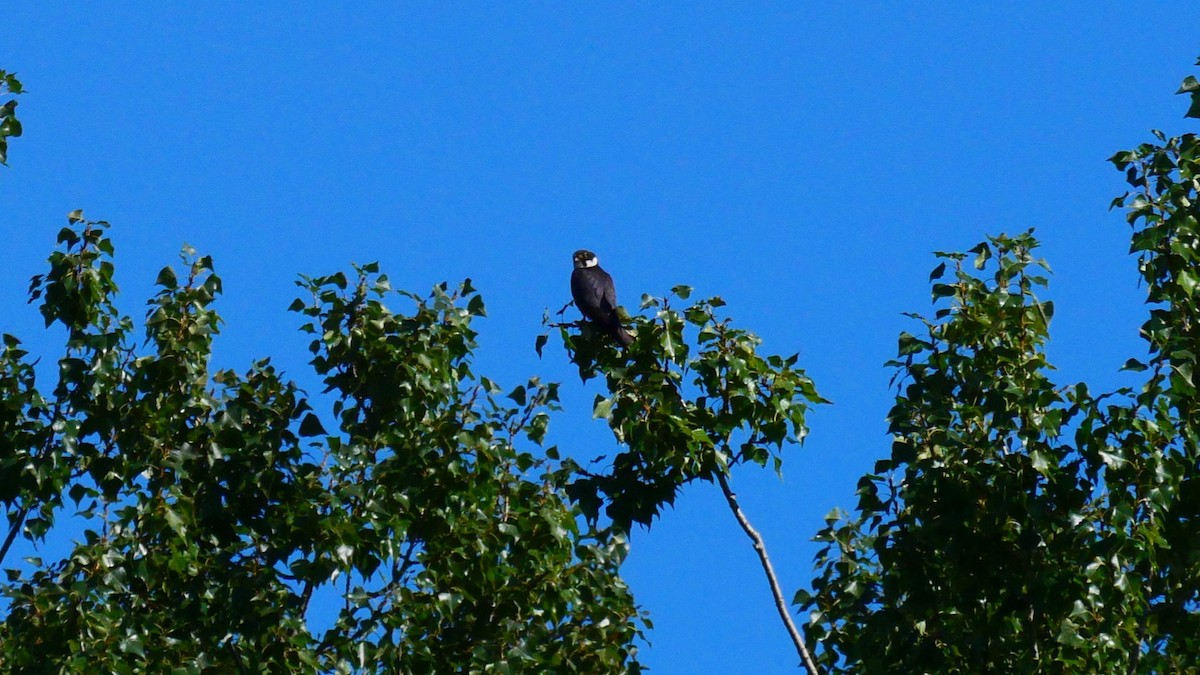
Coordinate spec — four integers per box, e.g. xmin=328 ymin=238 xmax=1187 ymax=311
xmin=582 ymin=257 xmax=598 ymax=268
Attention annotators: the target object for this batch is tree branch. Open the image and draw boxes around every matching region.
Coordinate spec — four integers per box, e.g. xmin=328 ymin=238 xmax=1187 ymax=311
xmin=715 ymin=469 xmax=820 ymax=675
xmin=0 ymin=400 xmax=65 ymax=568
xmin=0 ymin=504 xmax=31 ymax=568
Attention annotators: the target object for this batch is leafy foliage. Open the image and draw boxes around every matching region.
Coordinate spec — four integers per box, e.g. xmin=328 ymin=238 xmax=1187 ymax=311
xmin=2 ymin=67 xmax=824 ymax=667
xmin=0 ymin=215 xmax=644 ymax=672
xmin=551 ymin=286 xmax=828 ymax=672
xmin=0 ymin=70 xmax=22 ymax=166
xmin=552 ymin=286 xmax=826 ymax=533
xmin=0 ymin=211 xmax=826 ymax=671
xmin=798 ymin=66 xmax=1200 ymax=672
xmin=12 ymin=57 xmax=1200 ymax=675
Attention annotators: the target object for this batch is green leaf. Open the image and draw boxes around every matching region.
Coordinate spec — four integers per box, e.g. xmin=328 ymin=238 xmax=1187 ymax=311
xmin=593 ymin=396 xmax=614 ymax=420
xmin=897 ymin=332 xmax=927 ymax=356
xmin=1029 ymin=449 xmax=1051 ymax=474
xmin=969 ymin=242 xmax=992 ymax=270
xmin=1121 ymin=358 xmax=1148 ymax=372
xmin=1174 ymin=360 xmax=1194 ymax=386
xmin=155 ymin=266 xmax=178 ymax=289
xmin=928 ymin=262 xmax=947 ymax=282
xmin=298 ymin=413 xmax=327 ymax=437
xmin=1186 ymin=95 xmax=1200 ymax=120
xmin=931 ymin=283 xmax=956 ymax=299
xmin=1179 ymin=75 xmax=1200 ymax=118
xmin=1179 ymin=270 xmax=1199 ymax=297
xmin=467 ymin=293 xmax=486 ymax=317
xmin=119 ymin=633 xmax=146 ymax=657
xmin=671 ymin=285 xmax=693 ymax=300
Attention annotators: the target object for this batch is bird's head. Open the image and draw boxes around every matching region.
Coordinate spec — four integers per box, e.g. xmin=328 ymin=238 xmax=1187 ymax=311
xmin=572 ymin=249 xmax=599 ymax=269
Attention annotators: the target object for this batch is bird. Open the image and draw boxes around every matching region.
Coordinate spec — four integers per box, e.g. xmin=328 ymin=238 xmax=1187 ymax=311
xmin=570 ymin=249 xmax=634 ymax=346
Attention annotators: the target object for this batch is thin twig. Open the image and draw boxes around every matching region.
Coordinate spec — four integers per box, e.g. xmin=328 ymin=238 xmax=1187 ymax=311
xmin=715 ymin=469 xmax=821 ymax=675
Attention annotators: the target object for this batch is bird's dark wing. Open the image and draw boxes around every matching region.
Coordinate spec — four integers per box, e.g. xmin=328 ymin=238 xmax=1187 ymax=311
xmin=571 ymin=267 xmax=615 ymax=320
xmin=571 ymin=265 xmax=633 ymax=346
xmin=595 ymin=269 xmax=632 ymax=344
xmin=599 ymin=270 xmax=619 ymax=314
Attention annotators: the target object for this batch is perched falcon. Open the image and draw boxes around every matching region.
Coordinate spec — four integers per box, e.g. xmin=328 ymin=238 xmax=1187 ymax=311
xmin=570 ymin=249 xmax=634 ymax=346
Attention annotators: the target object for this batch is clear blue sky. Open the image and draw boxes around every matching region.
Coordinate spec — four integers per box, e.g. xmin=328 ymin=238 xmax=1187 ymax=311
xmin=3 ymin=5 xmax=1198 ymax=672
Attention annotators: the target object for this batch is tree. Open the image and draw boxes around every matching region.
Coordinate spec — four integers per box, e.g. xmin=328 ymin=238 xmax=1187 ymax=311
xmin=12 ymin=56 xmax=1197 ymax=674
xmin=547 ymin=286 xmax=827 ymax=672
xmin=0 ymin=70 xmax=826 ymax=669
xmin=0 ymin=213 xmax=831 ymax=672
xmin=797 ymin=61 xmax=1200 ymax=672
xmin=0 ymin=216 xmax=647 ymax=671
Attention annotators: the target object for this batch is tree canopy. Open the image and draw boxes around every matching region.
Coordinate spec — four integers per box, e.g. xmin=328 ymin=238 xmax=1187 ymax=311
xmin=797 ymin=61 xmax=1200 ymax=672
xmin=0 ymin=217 xmax=824 ymax=670
xmin=1 ymin=221 xmax=652 ymax=671
xmin=3 ymin=58 xmax=1200 ymax=674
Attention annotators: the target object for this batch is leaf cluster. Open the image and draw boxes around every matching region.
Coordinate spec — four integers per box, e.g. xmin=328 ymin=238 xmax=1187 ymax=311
xmin=0 ymin=70 xmax=22 ymax=166
xmin=551 ymin=286 xmax=826 ymax=533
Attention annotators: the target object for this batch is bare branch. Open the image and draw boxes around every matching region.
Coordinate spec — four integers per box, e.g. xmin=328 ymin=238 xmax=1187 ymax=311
xmin=715 ymin=470 xmax=820 ymax=675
